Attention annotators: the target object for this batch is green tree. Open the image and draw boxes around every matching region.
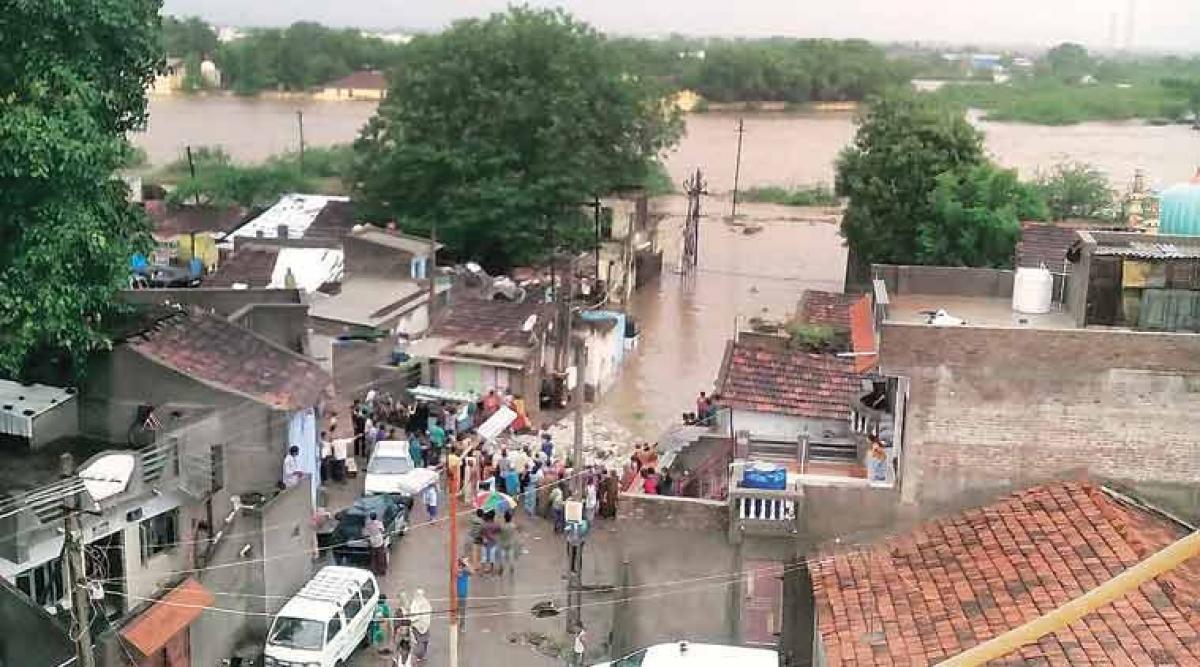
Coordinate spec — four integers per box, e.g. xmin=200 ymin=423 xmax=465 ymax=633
xmin=836 ymin=93 xmax=985 ymax=267
xmin=162 ymin=15 xmax=218 ymax=58
xmin=0 ymin=0 xmax=161 ymax=379
xmin=1034 ymin=161 xmax=1115 ymax=220
xmin=917 ymin=164 xmax=1046 ymax=267
xmin=350 ymin=8 xmax=682 ymax=269
xmin=1163 ymin=77 xmax=1200 ymax=126
xmin=1042 ymin=42 xmax=1092 ymax=84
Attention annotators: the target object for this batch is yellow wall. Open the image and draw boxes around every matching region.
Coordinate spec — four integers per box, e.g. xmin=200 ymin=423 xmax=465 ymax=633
xmin=161 ymin=233 xmax=220 ymax=269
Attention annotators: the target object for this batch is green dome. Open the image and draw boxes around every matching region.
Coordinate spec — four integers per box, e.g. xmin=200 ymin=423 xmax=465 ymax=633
xmin=1160 ymin=181 xmax=1200 ymax=236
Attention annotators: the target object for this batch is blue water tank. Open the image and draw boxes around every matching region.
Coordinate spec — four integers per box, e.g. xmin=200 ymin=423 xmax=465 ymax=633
xmin=1159 ymin=181 xmax=1200 ymax=236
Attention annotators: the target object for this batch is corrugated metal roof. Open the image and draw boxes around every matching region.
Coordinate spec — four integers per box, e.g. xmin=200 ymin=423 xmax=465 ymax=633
xmin=1092 ymin=241 xmax=1200 ymax=259
xmin=227 ymin=194 xmax=349 ymax=241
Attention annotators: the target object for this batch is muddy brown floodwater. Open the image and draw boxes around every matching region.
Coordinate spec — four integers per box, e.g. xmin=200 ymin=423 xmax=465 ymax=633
xmin=132 ymin=97 xmax=1200 ymax=438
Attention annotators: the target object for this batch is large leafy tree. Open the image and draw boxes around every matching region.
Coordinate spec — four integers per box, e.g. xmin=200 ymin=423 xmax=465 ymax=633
xmin=836 ymin=93 xmax=985 ymax=267
xmin=162 ymin=15 xmax=218 ymax=58
xmin=350 ymin=8 xmax=683 ymax=269
xmin=918 ymin=164 xmax=1046 ymax=267
xmin=1035 ymin=161 xmax=1115 ymax=221
xmin=0 ymin=0 xmax=161 ymax=379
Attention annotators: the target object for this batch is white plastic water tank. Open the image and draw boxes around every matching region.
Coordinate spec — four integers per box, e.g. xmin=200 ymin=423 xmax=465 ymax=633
xmin=1012 ymin=267 xmax=1053 ymax=314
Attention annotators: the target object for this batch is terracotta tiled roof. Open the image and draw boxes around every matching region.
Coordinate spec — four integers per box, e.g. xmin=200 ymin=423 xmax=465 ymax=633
xmin=810 ymin=482 xmax=1200 ymax=666
xmin=848 ymin=295 xmax=876 ymax=374
xmin=147 ymin=204 xmax=248 ymax=239
xmin=125 ymin=308 xmax=330 ymax=410
xmin=716 ymin=342 xmax=861 ymax=420
xmin=204 ymin=245 xmax=280 ymax=288
xmin=325 ymin=70 xmax=387 ymax=90
xmin=799 ymin=290 xmax=859 ymax=330
xmin=429 ymin=299 xmax=552 ymax=348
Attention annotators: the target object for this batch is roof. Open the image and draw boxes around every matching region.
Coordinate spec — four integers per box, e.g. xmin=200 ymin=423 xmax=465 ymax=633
xmin=715 ymin=342 xmax=862 ymax=421
xmin=121 ymin=578 xmax=214 ymax=657
xmin=0 ymin=380 xmax=76 ymax=439
xmin=227 ymin=194 xmax=349 ymax=241
xmin=798 ymin=290 xmax=860 ymax=330
xmin=124 ymin=308 xmax=331 ymax=410
xmin=847 ymin=294 xmax=876 ymax=374
xmin=349 ymin=225 xmax=441 ymax=255
xmin=147 ymin=203 xmax=247 ymax=239
xmin=428 ymin=299 xmax=551 ymax=348
xmin=1087 ymin=232 xmax=1200 ymax=259
xmin=810 ymin=482 xmax=1200 ymax=666
xmin=280 ymin=566 xmax=374 ymax=620
xmin=271 ymin=247 xmax=344 ymax=292
xmin=204 ymin=245 xmax=279 ymax=288
xmin=205 ymin=245 xmax=343 ymax=292
xmin=1016 ymin=223 xmax=1081 ymax=269
xmin=308 ymin=277 xmax=424 ymax=328
xmin=324 ymin=70 xmax=388 ymax=90
xmin=305 ymin=200 xmax=359 ymax=242
xmin=373 ymin=440 xmax=410 ymax=460
xmin=638 ymin=642 xmax=777 ymax=665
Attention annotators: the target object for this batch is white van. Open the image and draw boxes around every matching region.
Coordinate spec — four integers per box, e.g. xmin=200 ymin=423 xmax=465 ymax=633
xmin=364 ymin=440 xmax=439 ymax=498
xmin=593 ymin=641 xmax=778 ymax=666
xmin=264 ymin=566 xmax=380 ymax=667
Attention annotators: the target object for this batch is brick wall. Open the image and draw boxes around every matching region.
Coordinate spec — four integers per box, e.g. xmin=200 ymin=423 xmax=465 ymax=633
xmin=881 ymin=322 xmax=1200 ymax=515
xmin=617 ymin=493 xmax=728 ymax=532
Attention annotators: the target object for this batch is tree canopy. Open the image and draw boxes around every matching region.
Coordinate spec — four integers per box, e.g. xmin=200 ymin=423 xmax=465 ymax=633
xmin=216 ymin=22 xmax=407 ymax=95
xmin=350 ymin=8 xmax=683 ymax=269
xmin=918 ymin=164 xmax=1046 ymax=267
xmin=836 ymin=93 xmax=986 ymax=267
xmin=163 ymin=15 xmax=218 ymax=58
xmin=0 ymin=0 xmax=160 ymax=379
xmin=1035 ymin=161 xmax=1116 ymax=221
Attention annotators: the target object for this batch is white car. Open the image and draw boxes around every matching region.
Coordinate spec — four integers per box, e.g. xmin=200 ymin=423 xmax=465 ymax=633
xmin=264 ymin=566 xmax=379 ymax=667
xmin=593 ymin=641 xmax=778 ymax=666
xmin=364 ymin=440 xmax=439 ymax=499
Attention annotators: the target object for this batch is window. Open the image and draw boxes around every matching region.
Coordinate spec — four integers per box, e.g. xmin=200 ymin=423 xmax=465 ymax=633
xmin=140 ymin=509 xmax=178 ymax=563
xmin=600 ymin=208 xmax=614 ymax=240
xmin=613 ymin=648 xmax=647 ymax=666
xmin=342 ymin=591 xmax=363 ymax=622
xmin=326 ymin=615 xmax=342 ymax=643
xmin=16 ymin=558 xmax=64 ymax=607
xmin=210 ymin=444 xmax=225 ymax=492
xmin=268 ymin=617 xmax=324 ymax=651
xmin=410 ymin=256 xmax=427 ymax=280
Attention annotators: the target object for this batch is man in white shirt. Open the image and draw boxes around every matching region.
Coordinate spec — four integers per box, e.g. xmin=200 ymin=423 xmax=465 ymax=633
xmin=282 ymin=446 xmax=303 ymax=488
xmin=423 ymin=484 xmax=439 ymax=519
xmin=365 ymin=512 xmax=387 ymax=575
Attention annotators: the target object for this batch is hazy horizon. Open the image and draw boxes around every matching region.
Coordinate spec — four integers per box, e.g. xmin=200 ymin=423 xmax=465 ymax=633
xmin=162 ymin=0 xmax=1200 ymax=53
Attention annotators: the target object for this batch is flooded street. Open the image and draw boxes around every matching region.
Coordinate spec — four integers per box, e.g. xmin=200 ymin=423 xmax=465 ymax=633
xmin=597 ymin=196 xmax=847 ymax=439
xmin=131 ymin=97 xmax=1200 ymax=438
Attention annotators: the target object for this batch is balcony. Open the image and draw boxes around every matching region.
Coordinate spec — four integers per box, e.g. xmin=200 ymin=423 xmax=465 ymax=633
xmin=727 ymin=466 xmax=804 ymax=542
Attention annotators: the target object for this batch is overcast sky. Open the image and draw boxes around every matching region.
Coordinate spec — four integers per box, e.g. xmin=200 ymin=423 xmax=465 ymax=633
xmin=162 ymin=0 xmax=1200 ymax=52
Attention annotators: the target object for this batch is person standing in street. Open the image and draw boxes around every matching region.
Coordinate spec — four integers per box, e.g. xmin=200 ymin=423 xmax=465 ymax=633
xmin=480 ymin=511 xmax=501 ymax=574
xmin=365 ymin=511 xmax=388 ymax=576
xmin=541 ymin=431 xmax=555 ymax=461
xmin=408 ymin=588 xmax=432 ymax=662
xmin=498 ymin=511 xmax=520 ymax=576
xmin=372 ymin=594 xmax=393 ymax=653
xmin=455 ymin=558 xmax=472 ymax=625
xmin=550 ymin=484 xmax=566 ymax=533
xmin=423 ymin=484 xmax=438 ymax=519
xmin=525 ymin=463 xmax=543 ymax=516
xmin=282 ymin=445 xmax=303 ymax=488
xmin=584 ymin=479 xmax=598 ymax=522
xmin=573 ymin=629 xmax=587 ymax=666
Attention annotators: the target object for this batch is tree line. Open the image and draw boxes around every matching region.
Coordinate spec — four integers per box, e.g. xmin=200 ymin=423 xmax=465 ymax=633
xmin=165 ymin=15 xmax=907 ymax=102
xmin=163 ymin=16 xmax=407 ymax=94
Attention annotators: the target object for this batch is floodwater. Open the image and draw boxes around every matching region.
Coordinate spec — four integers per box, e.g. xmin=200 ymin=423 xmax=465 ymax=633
xmin=596 ymin=196 xmax=847 ymax=439
xmin=132 ymin=97 xmax=1200 ymax=437
xmin=134 ymin=98 xmax=1200 ymax=189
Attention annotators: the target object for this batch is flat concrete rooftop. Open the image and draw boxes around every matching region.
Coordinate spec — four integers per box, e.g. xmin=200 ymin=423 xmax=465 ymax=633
xmin=886 ymin=294 xmax=1078 ymax=330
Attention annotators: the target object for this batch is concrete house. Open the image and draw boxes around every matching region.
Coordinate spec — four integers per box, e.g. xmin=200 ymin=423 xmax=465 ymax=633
xmin=407 ymin=299 xmax=553 ymax=413
xmin=575 ymin=310 xmax=627 ymax=399
xmin=144 ymin=202 xmax=248 ymax=271
xmin=597 ymin=190 xmax=663 ymax=305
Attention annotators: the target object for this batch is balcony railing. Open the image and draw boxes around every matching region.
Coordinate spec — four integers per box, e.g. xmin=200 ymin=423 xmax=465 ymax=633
xmin=728 ymin=486 xmax=803 ymax=542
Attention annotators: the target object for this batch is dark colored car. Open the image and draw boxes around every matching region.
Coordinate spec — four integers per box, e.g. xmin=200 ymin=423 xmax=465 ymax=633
xmin=330 ymin=494 xmax=411 ymax=566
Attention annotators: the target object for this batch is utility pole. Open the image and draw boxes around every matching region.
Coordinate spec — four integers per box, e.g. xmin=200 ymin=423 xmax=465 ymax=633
xmin=681 ymin=169 xmax=706 ymax=273
xmin=566 ymin=340 xmax=587 ymax=633
xmin=62 ymin=454 xmax=95 ymax=667
xmin=731 ymin=118 xmax=745 ymax=219
xmin=296 ymin=110 xmax=306 ymax=173
xmin=447 ymin=468 xmax=460 ymax=667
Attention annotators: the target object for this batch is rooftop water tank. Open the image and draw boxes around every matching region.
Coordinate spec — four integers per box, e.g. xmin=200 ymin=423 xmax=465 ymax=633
xmin=1159 ymin=173 xmax=1200 ymax=236
xmin=1012 ymin=266 xmax=1053 ymax=314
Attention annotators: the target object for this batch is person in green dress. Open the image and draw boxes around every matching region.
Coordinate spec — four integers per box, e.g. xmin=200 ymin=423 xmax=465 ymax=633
xmin=372 ymin=594 xmax=393 ymax=653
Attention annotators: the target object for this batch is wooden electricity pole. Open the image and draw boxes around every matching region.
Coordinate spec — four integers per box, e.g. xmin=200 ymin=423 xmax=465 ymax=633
xmin=447 ymin=469 xmax=459 ymax=667
xmin=62 ymin=453 xmax=95 ymax=667
xmin=296 ymin=110 xmax=306 ymax=173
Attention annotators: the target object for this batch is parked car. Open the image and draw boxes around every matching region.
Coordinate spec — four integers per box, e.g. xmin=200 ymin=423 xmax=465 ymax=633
xmin=330 ymin=494 xmax=409 ymax=567
xmin=364 ymin=440 xmax=439 ymax=499
xmin=263 ymin=566 xmax=379 ymax=667
xmin=593 ymin=641 xmax=777 ymax=667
